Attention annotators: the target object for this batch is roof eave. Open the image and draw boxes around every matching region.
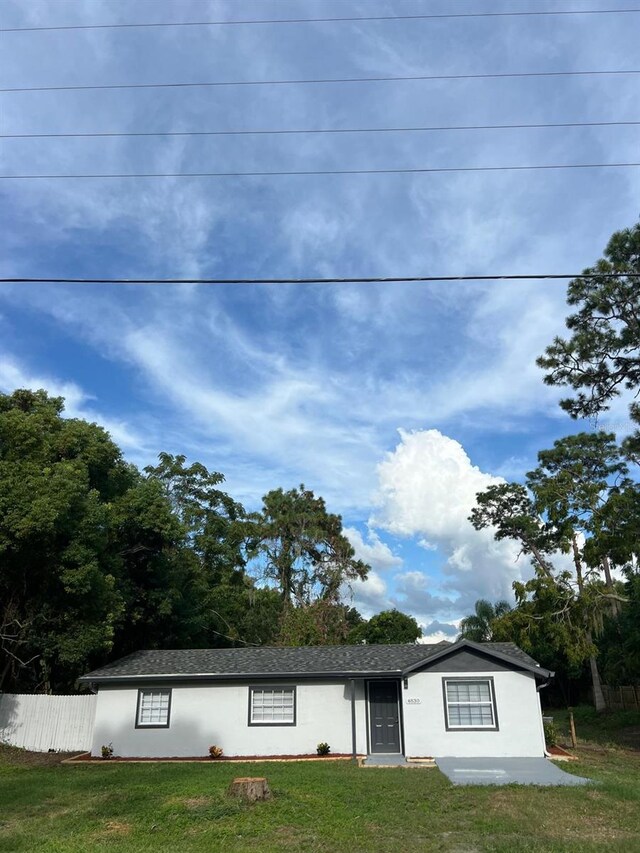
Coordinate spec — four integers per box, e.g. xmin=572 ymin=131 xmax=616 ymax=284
xmin=78 ymin=669 xmax=404 ymax=685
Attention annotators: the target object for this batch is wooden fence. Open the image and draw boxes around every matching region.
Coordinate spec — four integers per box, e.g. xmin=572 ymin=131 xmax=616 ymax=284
xmin=601 ymin=684 xmax=640 ymax=711
xmin=0 ymin=693 xmax=96 ymax=752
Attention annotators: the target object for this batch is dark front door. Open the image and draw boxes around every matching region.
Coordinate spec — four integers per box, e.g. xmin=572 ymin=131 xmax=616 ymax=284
xmin=368 ymin=680 xmax=401 ymax=753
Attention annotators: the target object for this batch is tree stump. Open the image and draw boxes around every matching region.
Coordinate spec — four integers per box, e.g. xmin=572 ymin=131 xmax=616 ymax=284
xmin=227 ymin=777 xmax=271 ymax=802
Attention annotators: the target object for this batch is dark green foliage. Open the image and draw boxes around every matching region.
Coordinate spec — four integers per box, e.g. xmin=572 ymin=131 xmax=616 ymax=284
xmin=458 ymin=599 xmax=511 ymax=642
xmin=599 ymin=571 xmax=640 ymax=685
xmin=0 ymin=390 xmax=133 ymax=690
xmin=277 ymin=601 xmax=363 ymax=646
xmin=537 ymin=220 xmax=640 ymax=460
xmin=0 ymin=390 xmax=281 ymax=691
xmin=0 ymin=390 xmax=374 ymax=690
xmin=543 ymin=720 xmax=558 ymax=747
xmin=349 ymin=609 xmax=422 ymax=644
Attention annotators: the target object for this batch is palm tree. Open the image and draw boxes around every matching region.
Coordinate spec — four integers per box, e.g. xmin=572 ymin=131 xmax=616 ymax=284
xmin=458 ymin=599 xmax=511 ymax=642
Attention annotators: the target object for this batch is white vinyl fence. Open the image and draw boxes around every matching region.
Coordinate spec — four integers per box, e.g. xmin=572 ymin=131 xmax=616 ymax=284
xmin=0 ymin=693 xmax=97 ymax=752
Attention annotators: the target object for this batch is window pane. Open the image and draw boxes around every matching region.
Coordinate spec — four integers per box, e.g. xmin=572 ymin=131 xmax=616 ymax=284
xmin=138 ymin=690 xmax=170 ymax=725
xmin=446 ymin=681 xmax=490 ymax=703
xmin=251 ymin=688 xmax=294 ymax=723
xmin=449 ymin=703 xmax=494 ymax=727
xmin=446 ymin=680 xmax=495 ymax=728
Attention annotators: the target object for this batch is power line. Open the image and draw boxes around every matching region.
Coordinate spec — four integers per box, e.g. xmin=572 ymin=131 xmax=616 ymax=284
xmin=3 ymin=119 xmax=639 ymax=140
xmin=1 ymin=162 xmax=638 ymax=180
xmin=3 ymin=274 xmax=639 ymax=285
xmin=2 ymin=68 xmax=639 ymax=94
xmin=3 ymin=8 xmax=640 ymax=33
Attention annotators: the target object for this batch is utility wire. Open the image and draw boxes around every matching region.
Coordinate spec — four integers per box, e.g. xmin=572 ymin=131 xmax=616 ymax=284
xmin=3 ymin=274 xmax=640 ymax=285
xmin=3 ymin=8 xmax=640 ymax=32
xmin=1 ymin=163 xmax=638 ymax=180
xmin=2 ymin=69 xmax=639 ymax=94
xmin=3 ymin=120 xmax=638 ymax=140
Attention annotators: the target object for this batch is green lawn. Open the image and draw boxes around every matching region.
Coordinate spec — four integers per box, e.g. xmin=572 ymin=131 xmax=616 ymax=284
xmin=552 ymin=706 xmax=640 ymax=751
xmin=1 ymin=743 xmax=639 ymax=852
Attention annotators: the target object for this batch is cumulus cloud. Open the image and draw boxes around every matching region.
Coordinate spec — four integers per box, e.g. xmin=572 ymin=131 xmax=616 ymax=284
xmin=372 ymin=429 xmax=526 ymax=607
xmin=349 ymin=570 xmax=391 ymax=618
xmin=344 ymin=526 xmax=403 ymax=572
xmin=392 ymin=570 xmax=457 ymax=617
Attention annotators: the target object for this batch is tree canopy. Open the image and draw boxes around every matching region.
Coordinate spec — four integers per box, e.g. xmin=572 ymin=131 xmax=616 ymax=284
xmin=468 ymin=222 xmax=640 ymax=709
xmin=245 ymin=485 xmax=369 ymax=605
xmin=0 ymin=391 xmax=379 ymax=692
xmin=469 ymin=432 xmax=634 ymax=711
xmin=458 ymin=599 xmax=511 ymax=643
xmin=349 ymin=609 xmax=422 ymax=645
xmin=537 ymin=220 xmax=640 ymax=460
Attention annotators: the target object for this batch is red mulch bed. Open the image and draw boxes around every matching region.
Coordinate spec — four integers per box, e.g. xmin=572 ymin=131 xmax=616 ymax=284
xmin=68 ymin=752 xmax=354 ymax=763
xmin=547 ymin=745 xmax=576 ymax=758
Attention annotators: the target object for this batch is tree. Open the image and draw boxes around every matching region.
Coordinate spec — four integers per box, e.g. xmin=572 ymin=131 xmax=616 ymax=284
xmin=468 ymin=439 xmax=623 ymax=714
xmin=537 ymin=220 xmax=640 ymax=461
xmin=278 ymin=602 xmax=364 ymax=646
xmin=527 ymin=432 xmax=629 ymax=615
xmin=141 ymin=454 xmax=283 ymax=650
xmin=144 ymin=453 xmax=245 ymax=583
xmin=245 ymin=485 xmax=369 ymax=605
xmin=598 ymin=568 xmax=640 ymax=685
xmin=0 ymin=390 xmax=131 ymax=690
xmin=0 ymin=390 xmax=287 ymax=691
xmin=350 ymin=609 xmax=422 ymax=644
xmin=459 ymin=599 xmax=511 ymax=642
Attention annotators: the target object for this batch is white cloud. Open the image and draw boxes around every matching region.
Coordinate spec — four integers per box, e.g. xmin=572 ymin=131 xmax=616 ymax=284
xmin=372 ymin=429 xmax=525 ymax=605
xmin=0 ymin=353 xmax=147 ymax=454
xmin=349 ymin=570 xmax=391 ymax=618
xmin=344 ymin=526 xmax=403 ymax=572
xmin=422 ymin=619 xmax=459 ymax=640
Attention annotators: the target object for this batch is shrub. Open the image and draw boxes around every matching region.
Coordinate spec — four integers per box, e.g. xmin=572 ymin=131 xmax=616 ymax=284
xmin=316 ymin=742 xmax=331 ymax=756
xmin=100 ymin=743 xmax=114 ymax=760
xmin=543 ymin=721 xmax=558 ymax=747
xmin=208 ymin=744 xmax=224 ymax=759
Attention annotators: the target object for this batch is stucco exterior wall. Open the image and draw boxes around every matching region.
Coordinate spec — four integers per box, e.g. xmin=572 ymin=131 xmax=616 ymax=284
xmin=91 ymin=668 xmax=546 ymax=759
xmin=91 ymin=679 xmax=368 ymax=758
xmin=402 ymin=669 xmax=546 ymax=758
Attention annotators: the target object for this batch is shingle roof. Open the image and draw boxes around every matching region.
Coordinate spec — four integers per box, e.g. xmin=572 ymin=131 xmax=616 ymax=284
xmin=79 ymin=640 xmax=548 ymax=683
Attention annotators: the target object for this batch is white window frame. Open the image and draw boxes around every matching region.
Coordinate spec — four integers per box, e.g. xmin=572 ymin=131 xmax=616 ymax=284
xmin=135 ymin=688 xmax=172 ymax=728
xmin=248 ymin=685 xmax=297 ymax=726
xmin=443 ymin=677 xmax=498 ymax=731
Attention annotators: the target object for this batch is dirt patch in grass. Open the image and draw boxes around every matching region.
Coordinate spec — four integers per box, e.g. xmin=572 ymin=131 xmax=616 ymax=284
xmin=174 ymin=795 xmax=214 ymax=810
xmin=0 ymin=743 xmax=77 ymax=767
xmin=102 ymin=820 xmax=132 ymax=836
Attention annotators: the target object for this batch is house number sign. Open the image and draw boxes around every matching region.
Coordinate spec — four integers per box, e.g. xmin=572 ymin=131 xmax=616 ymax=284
xmin=406 ymin=698 xmax=421 ymax=705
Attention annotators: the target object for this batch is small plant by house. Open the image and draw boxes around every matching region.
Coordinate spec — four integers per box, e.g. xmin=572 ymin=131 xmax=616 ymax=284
xmin=316 ymin=742 xmax=331 ymax=756
xmin=543 ymin=721 xmax=558 ymax=747
xmin=101 ymin=743 xmax=114 ymax=760
xmin=208 ymin=744 xmax=224 ymax=759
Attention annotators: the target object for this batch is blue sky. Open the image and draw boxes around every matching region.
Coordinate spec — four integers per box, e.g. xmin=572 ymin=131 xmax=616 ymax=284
xmin=1 ymin=0 xmax=639 ymax=640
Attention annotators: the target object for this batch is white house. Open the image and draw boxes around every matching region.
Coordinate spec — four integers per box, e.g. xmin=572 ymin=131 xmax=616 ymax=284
xmin=79 ymin=639 xmax=552 ymax=760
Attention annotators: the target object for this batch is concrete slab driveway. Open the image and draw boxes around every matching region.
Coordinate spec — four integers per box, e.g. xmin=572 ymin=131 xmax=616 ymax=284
xmin=436 ymin=757 xmax=591 ymax=786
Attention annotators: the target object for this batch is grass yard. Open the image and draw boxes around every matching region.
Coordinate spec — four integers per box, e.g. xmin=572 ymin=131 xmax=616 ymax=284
xmin=1 ymin=742 xmax=639 ymax=853
xmin=552 ymin=706 xmax=640 ymax=751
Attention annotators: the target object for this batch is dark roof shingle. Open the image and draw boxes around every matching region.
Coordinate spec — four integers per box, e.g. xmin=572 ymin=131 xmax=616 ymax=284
xmin=80 ymin=640 xmax=547 ymax=682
